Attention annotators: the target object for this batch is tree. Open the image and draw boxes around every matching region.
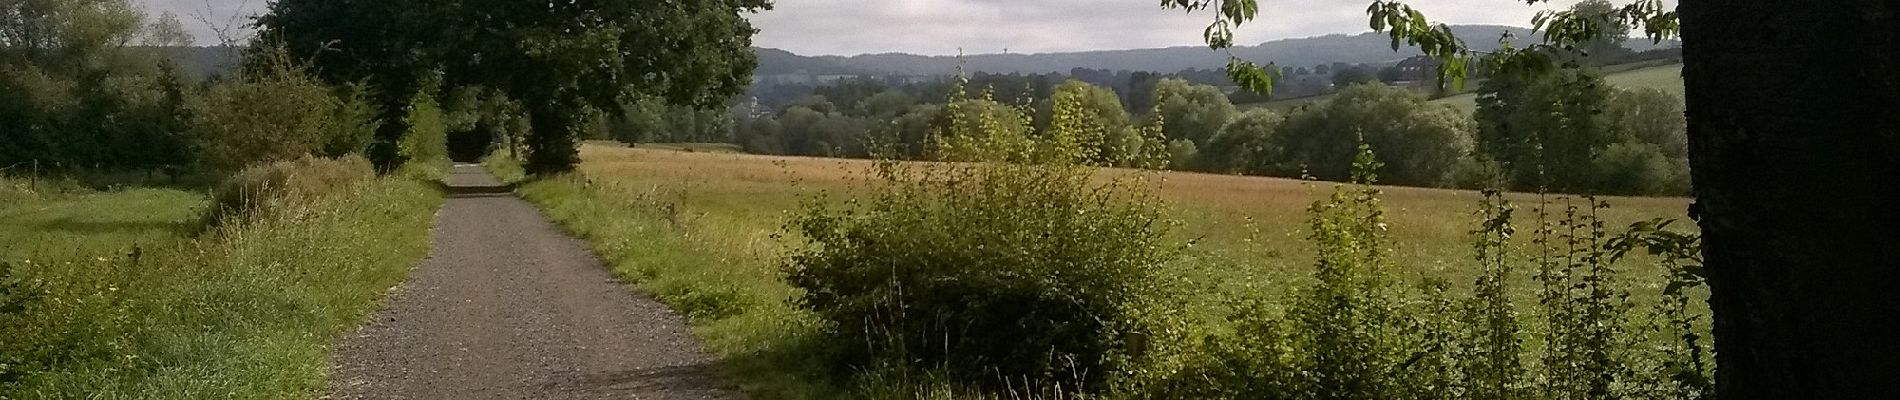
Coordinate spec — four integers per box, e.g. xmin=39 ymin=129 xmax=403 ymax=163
xmin=1201 ymin=108 xmax=1282 ymax=173
xmin=1596 ymin=142 xmax=1687 ymax=195
xmin=1376 ymin=65 xmax=1405 ymax=83
xmin=1150 ymin=78 xmax=1237 ymax=147
xmin=1330 ymin=65 xmax=1378 ymax=88
xmin=855 ymin=91 xmax=916 ymax=118
xmin=1272 ymin=83 xmax=1473 ymax=187
xmin=258 ymin=0 xmax=768 ymax=173
xmin=1037 ymin=80 xmax=1142 ymax=165
xmin=929 ymin=97 xmax=1034 ymax=162
xmin=1677 ymin=2 xmax=1900 ymax=397
xmin=1608 ymin=88 xmax=1688 ymax=158
xmin=1123 ymin=71 xmax=1163 ymax=112
xmin=141 ymin=11 xmax=193 ymax=47
xmin=1565 ymin=0 xmax=1636 ymax=64
xmin=1474 ymin=69 xmax=1620 ymax=192
xmin=614 ymin=96 xmax=667 ymax=143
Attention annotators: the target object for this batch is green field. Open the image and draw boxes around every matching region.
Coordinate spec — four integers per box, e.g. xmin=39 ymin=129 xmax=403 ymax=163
xmin=1430 ymin=63 xmax=1686 ymax=113
xmin=513 ymin=144 xmax=1697 ymax=398
xmin=0 ymin=187 xmax=205 ymax=263
xmin=1 ymin=177 xmax=441 ymax=399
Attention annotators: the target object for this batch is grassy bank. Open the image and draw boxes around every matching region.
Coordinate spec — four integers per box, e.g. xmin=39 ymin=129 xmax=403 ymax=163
xmin=501 ymin=145 xmax=1695 ymax=398
xmin=1 ymin=175 xmax=441 ymax=399
xmin=507 ymin=166 xmax=838 ymax=398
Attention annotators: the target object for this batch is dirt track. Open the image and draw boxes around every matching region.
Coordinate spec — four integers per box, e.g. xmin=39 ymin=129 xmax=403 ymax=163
xmin=327 ymin=165 xmax=741 ymax=399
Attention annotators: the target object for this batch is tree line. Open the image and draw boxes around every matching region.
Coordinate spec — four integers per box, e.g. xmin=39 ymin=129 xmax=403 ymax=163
xmin=651 ymin=64 xmax=1691 ymax=196
xmin=3 ymin=0 xmax=766 ymax=181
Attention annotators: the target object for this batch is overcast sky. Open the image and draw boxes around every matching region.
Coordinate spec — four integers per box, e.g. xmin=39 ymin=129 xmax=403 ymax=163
xmin=137 ymin=0 xmax=1587 ymax=55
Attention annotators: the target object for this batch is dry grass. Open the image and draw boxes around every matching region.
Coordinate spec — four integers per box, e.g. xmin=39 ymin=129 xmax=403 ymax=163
xmin=568 ymin=143 xmax=1690 ymax=315
xmin=522 ymin=144 xmax=1696 ymax=398
xmin=573 ymin=144 xmax=1688 ymax=278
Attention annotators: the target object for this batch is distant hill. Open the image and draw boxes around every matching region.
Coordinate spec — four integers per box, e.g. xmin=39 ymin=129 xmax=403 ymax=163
xmin=145 ymin=25 xmax=1679 ymax=84
xmin=755 ymin=25 xmax=1679 ymax=76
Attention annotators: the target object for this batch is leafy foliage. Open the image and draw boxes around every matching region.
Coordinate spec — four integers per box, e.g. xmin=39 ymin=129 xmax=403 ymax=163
xmin=1149 ymin=78 xmax=1238 ymax=147
xmin=0 ymin=0 xmax=194 ymax=176
xmin=258 ymin=0 xmax=769 ymax=173
xmin=1200 ymin=109 xmax=1284 ymax=173
xmin=1474 ymin=68 xmax=1689 ymax=195
xmin=1141 ymin=146 xmax=1710 ymax=400
xmin=186 ymin=47 xmax=378 ymax=173
xmin=1271 ymin=83 xmax=1474 ymax=187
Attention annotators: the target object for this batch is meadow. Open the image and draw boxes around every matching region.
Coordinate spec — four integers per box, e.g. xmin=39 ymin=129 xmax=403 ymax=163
xmin=0 ymin=184 xmax=204 ymax=263
xmin=1429 ymin=63 xmax=1686 ymax=113
xmin=511 ymin=144 xmax=1696 ymax=398
xmin=1 ymin=172 xmax=441 ymax=399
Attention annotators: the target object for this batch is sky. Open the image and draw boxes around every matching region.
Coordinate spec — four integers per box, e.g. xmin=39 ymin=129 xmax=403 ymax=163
xmin=136 ymin=0 xmax=1586 ymax=56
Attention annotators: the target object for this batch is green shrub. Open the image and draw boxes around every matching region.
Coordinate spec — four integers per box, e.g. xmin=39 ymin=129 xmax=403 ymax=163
xmin=1592 ymin=142 xmax=1688 ymax=196
xmin=785 ymin=161 xmax=1181 ymax=394
xmin=187 ymin=70 xmax=344 ymax=172
xmin=201 ymin=155 xmax=375 ymax=227
xmin=399 ymin=90 xmax=449 ymax=163
xmin=322 ymin=84 xmax=383 ymax=158
xmin=1452 ymin=156 xmax=1510 ymax=190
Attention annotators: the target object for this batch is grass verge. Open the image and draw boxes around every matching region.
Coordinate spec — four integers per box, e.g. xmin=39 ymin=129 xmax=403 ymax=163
xmin=1 ymin=176 xmax=441 ymax=399
xmin=500 ymin=161 xmax=843 ymax=399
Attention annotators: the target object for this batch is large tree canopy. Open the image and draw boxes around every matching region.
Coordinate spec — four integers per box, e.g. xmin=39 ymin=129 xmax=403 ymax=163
xmin=257 ymin=0 xmax=768 ymax=173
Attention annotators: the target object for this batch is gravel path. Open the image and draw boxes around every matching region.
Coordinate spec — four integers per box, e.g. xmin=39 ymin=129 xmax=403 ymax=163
xmin=328 ymin=165 xmax=741 ymax=400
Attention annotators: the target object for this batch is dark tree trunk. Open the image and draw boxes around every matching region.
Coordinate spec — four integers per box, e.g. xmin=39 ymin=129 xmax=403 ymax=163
xmin=1678 ymin=1 xmax=1899 ymax=398
xmin=523 ymin=99 xmax=580 ymax=175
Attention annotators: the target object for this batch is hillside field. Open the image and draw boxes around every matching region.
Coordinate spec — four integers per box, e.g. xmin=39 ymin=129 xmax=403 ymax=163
xmin=1430 ymin=63 xmax=1686 ymax=113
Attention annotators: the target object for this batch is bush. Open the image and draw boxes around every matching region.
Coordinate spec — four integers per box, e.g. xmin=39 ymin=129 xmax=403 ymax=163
xmin=1593 ymin=142 xmax=1687 ymax=196
xmin=323 ymin=84 xmax=382 ymax=158
xmin=399 ymin=90 xmax=449 ymax=163
xmin=187 ymin=58 xmax=359 ymax=173
xmin=784 ymin=161 xmax=1181 ymax=394
xmin=201 ymin=155 xmax=375 ymax=227
xmin=1451 ymin=156 xmax=1510 ymax=190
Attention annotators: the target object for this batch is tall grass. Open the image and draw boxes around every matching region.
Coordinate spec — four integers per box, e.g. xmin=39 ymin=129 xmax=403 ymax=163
xmin=506 ymin=159 xmax=837 ymax=399
xmin=1 ymin=169 xmax=441 ymax=398
xmin=501 ymin=144 xmax=1703 ymax=399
